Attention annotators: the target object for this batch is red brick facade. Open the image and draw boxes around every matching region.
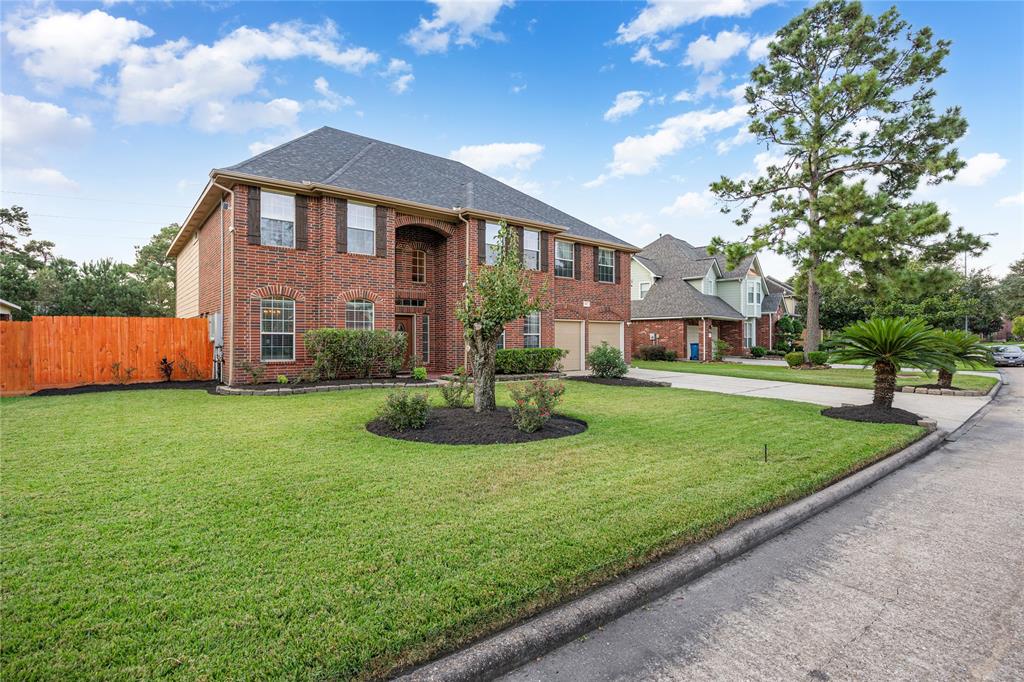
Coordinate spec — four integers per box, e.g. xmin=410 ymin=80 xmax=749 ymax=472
xmin=630 ymin=318 xmax=720 ymax=361
xmin=189 ymin=183 xmax=632 ymax=384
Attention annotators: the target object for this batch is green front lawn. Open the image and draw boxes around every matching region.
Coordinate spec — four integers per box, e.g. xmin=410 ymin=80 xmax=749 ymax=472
xmin=635 ymin=360 xmax=998 ymax=392
xmin=2 ymin=384 xmax=921 ymax=679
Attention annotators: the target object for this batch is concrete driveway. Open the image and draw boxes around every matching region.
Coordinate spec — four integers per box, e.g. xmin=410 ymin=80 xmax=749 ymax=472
xmin=504 ymin=369 xmax=1024 ymax=681
xmin=628 ymin=366 xmax=994 ymax=432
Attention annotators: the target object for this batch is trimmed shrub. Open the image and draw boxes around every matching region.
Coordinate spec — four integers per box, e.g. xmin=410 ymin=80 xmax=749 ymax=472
xmin=377 ymin=390 xmax=430 ymax=430
xmin=495 ymin=348 xmax=567 ymax=375
xmin=807 ymin=350 xmax=830 ymax=366
xmin=784 ymin=351 xmax=805 ymax=367
xmin=304 ymin=328 xmax=407 ymax=379
xmin=635 ymin=344 xmax=674 ymax=361
xmin=586 ymin=342 xmax=628 ymax=378
xmin=750 ymin=345 xmax=767 ymax=358
xmin=411 ymin=366 xmax=428 ymax=381
xmin=439 ymin=367 xmax=471 ymax=408
xmin=508 ymin=379 xmax=565 ymax=433
xmin=276 ymin=374 xmax=289 ymax=384
xmin=712 ymin=339 xmax=731 ymax=361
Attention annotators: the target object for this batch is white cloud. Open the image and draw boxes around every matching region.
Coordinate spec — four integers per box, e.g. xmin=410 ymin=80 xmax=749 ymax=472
xmin=191 ymin=98 xmax=302 ymax=134
xmin=587 ymin=104 xmax=748 ymax=186
xmin=312 ymin=76 xmax=355 ymax=110
xmin=683 ymin=30 xmax=750 ymax=72
xmin=631 ymin=45 xmax=665 ymax=67
xmin=617 ymin=0 xmax=775 ymax=44
xmin=660 ymin=191 xmax=714 ymax=216
xmin=673 ymin=90 xmax=695 ymax=103
xmin=696 ymin=72 xmax=725 ymax=98
xmin=383 ymin=58 xmax=414 ymax=94
xmin=4 ymin=8 xmax=153 ymax=89
xmin=604 ymin=90 xmax=648 ymax=122
xmin=5 ymin=167 xmax=80 ymax=192
xmin=725 ymin=82 xmax=749 ymax=103
xmin=1 ymin=93 xmax=93 ymax=154
xmin=716 ymin=126 xmax=754 ymax=154
xmin=997 ymin=192 xmax=1024 ymax=206
xmin=404 ymin=0 xmax=513 ymax=54
xmin=449 ymin=142 xmax=544 ymax=172
xmin=956 ymin=152 xmax=1008 ymax=186
xmin=746 ymin=34 xmax=773 ymax=60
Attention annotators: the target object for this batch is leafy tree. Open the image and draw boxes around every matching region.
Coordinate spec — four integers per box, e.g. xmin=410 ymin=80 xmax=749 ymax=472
xmin=71 ymin=259 xmax=156 ymax=317
xmin=998 ymin=257 xmax=1024 ymax=319
xmin=0 ymin=206 xmax=31 ymax=254
xmin=455 ymin=222 xmax=546 ymax=412
xmin=830 ymin=317 xmax=952 ymax=409
xmin=133 ymin=223 xmax=180 ymax=316
xmin=934 ymin=330 xmax=992 ymax=388
xmin=775 ymin=315 xmax=805 ymax=350
xmin=708 ymin=0 xmax=984 ymax=355
xmin=1012 ymin=316 xmax=1024 ymax=340
xmin=0 ymin=252 xmax=37 ymax=320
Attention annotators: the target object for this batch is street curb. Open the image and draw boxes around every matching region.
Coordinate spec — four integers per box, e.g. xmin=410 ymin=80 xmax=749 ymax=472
xmin=396 ymin=428 xmax=948 ymax=682
xmin=946 ymin=369 xmax=1005 ymax=442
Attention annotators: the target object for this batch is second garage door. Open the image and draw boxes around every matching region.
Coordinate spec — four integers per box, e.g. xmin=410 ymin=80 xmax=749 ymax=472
xmin=555 ymin=320 xmax=584 ymax=371
xmin=588 ymin=321 xmax=623 ymax=354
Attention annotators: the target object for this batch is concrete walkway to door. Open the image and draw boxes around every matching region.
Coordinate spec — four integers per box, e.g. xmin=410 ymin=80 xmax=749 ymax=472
xmin=625 ymin=366 xmax=994 ymax=432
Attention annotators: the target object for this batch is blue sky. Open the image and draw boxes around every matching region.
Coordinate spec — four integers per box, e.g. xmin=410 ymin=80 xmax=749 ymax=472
xmin=2 ymin=0 xmax=1021 ymax=279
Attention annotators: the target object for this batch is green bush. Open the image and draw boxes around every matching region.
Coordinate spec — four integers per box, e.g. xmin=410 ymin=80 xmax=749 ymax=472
xmin=377 ymin=390 xmax=430 ymax=430
xmin=304 ymin=329 xmax=407 ymax=379
xmin=411 ymin=366 xmax=428 ymax=381
xmin=750 ymin=345 xmax=767 ymax=358
xmin=276 ymin=374 xmax=289 ymax=384
xmin=439 ymin=367 xmax=472 ymax=408
xmin=508 ymin=379 xmax=565 ymax=433
xmin=586 ymin=342 xmax=628 ymax=378
xmin=495 ymin=348 xmax=567 ymax=374
xmin=784 ymin=351 xmax=805 ymax=367
xmin=635 ymin=345 xmax=675 ymax=361
xmin=712 ymin=339 xmax=731 ymax=361
xmin=807 ymin=350 xmax=830 ymax=366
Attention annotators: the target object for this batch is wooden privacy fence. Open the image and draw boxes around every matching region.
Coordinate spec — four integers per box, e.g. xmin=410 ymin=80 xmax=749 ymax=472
xmin=1 ymin=316 xmax=213 ymax=396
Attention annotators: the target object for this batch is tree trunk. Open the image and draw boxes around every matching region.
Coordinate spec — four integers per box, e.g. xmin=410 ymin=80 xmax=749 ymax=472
xmin=937 ymin=368 xmax=954 ymax=389
xmin=804 ymin=266 xmax=821 ymax=356
xmin=873 ymin=359 xmax=897 ymax=409
xmin=471 ymin=331 xmax=497 ymax=412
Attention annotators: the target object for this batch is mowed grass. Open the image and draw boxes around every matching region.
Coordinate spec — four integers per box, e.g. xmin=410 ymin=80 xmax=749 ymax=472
xmin=635 ymin=359 xmax=998 ymax=391
xmin=2 ymin=383 xmax=922 ymax=679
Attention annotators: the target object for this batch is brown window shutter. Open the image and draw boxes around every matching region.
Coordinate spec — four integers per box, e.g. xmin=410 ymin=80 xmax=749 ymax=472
xmin=335 ymin=198 xmax=347 ymax=252
xmin=295 ymin=195 xmax=308 ymax=250
xmin=375 ymin=206 xmax=387 ymax=258
xmin=540 ymin=231 xmax=549 ymax=271
xmin=615 ymin=251 xmax=621 ymax=284
xmin=515 ymin=226 xmax=525 ymax=265
xmin=477 ymin=219 xmax=487 ymax=264
xmin=247 ymin=186 xmax=261 ymax=245
xmin=573 ymin=242 xmax=582 ymax=280
xmin=593 ymin=246 xmax=600 ymax=281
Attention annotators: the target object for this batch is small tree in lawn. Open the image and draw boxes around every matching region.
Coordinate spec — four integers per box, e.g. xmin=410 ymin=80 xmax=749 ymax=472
xmin=455 ymin=222 xmax=546 ymax=412
xmin=935 ymin=330 xmax=992 ymax=389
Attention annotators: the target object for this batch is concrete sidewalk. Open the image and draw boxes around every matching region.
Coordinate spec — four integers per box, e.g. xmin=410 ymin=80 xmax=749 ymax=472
xmin=627 ymin=366 xmax=992 ymax=432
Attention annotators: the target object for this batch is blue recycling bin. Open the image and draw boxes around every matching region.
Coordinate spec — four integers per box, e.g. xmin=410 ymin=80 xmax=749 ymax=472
xmin=689 ymin=342 xmax=699 ymax=361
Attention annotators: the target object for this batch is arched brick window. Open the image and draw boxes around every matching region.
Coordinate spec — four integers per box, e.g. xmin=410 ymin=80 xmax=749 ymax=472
xmin=260 ymin=298 xmax=295 ymax=361
xmin=345 ymin=299 xmax=374 ymax=330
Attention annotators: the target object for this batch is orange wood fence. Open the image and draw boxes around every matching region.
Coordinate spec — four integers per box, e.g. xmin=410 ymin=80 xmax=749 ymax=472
xmin=1 ymin=316 xmax=213 ymax=396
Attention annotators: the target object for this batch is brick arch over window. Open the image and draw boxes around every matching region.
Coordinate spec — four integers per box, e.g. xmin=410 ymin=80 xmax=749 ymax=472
xmin=249 ymin=285 xmax=306 ymax=302
xmin=394 ymin=213 xmax=456 ymax=238
xmin=591 ymin=305 xmax=626 ymax=321
xmin=555 ymin=305 xmax=584 ymax=319
xmin=337 ymin=289 xmax=385 ymax=306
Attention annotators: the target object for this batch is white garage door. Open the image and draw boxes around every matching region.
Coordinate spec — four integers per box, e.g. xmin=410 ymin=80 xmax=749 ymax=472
xmin=588 ymin=321 xmax=623 ymax=355
xmin=555 ymin=320 xmax=584 ymax=371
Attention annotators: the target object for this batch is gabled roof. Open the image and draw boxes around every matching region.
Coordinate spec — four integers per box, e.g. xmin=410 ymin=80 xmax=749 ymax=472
xmin=762 ymin=292 xmax=785 ymax=314
xmin=221 ymin=126 xmax=635 ymax=249
xmin=633 ymin=255 xmax=660 ymax=277
xmin=766 ymin=275 xmax=795 ymax=294
xmin=631 ymin=277 xmax=744 ymax=321
xmin=633 ymin=235 xmax=719 ymax=279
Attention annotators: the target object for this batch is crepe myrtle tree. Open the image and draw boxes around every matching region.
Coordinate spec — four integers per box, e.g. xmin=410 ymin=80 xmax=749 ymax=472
xmin=455 ymin=221 xmax=547 ymax=412
xmin=708 ymin=0 xmax=985 ymax=356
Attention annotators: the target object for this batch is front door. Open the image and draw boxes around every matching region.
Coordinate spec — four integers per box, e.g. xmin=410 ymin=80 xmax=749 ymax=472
xmin=395 ymin=315 xmax=415 ymax=369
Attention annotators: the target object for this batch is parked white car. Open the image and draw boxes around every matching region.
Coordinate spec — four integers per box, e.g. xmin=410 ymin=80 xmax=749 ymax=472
xmin=991 ymin=345 xmax=1024 ymax=366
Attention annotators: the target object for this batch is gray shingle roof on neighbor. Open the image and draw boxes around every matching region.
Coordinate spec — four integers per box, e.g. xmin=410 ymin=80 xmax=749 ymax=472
xmin=631 ymin=277 xmax=744 ymax=320
xmin=221 ymin=126 xmax=635 ymax=249
xmin=762 ymin=292 xmax=785 ymax=314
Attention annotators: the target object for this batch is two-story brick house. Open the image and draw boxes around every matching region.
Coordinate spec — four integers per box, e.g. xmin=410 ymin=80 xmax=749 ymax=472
xmin=169 ymin=127 xmax=637 ymax=384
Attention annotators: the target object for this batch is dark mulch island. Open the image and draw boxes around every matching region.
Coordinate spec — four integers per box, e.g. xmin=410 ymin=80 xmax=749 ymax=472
xmin=911 ymin=383 xmax=969 ymax=392
xmin=821 ymin=404 xmax=922 ymax=425
xmin=568 ymin=376 xmax=671 ymax=388
xmin=32 ymin=380 xmax=218 ymax=397
xmin=367 ymin=407 xmax=587 ymax=445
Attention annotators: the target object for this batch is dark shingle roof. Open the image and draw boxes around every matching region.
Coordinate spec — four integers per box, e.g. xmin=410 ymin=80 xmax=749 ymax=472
xmin=762 ymin=292 xmax=784 ymax=314
xmin=765 ymin=275 xmax=794 ymax=294
xmin=632 ymin=277 xmax=744 ymax=320
xmin=633 ymin=255 xmax=660 ymax=277
xmin=633 ymin=235 xmax=717 ymax=279
xmin=221 ymin=127 xmax=634 ymax=248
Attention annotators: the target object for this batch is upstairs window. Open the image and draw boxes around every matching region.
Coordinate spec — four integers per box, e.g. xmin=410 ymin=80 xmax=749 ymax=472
xmin=639 ymin=281 xmax=651 ymax=299
xmin=703 ymin=272 xmax=717 ymax=296
xmin=260 ymin=298 xmax=294 ymax=361
xmin=554 ymin=240 xmax=574 ymax=278
xmin=485 ymin=222 xmax=501 ymax=265
xmin=345 ymin=299 xmax=374 ymax=330
xmin=523 ymin=312 xmax=540 ymax=349
xmin=523 ymin=229 xmax=540 ymax=270
xmin=412 ymin=250 xmax=426 ymax=283
xmin=597 ymin=248 xmax=615 ymax=283
xmin=260 ymin=191 xmax=295 ymax=247
xmin=347 ymin=202 xmax=376 ymax=255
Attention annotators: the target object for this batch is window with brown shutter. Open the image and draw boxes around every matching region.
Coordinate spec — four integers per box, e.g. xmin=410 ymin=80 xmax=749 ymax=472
xmin=247 ymin=186 xmax=261 ymax=245
xmin=335 ymin=197 xmax=347 ymax=252
xmin=375 ymin=206 xmax=387 ymax=258
xmin=540 ymin=231 xmax=549 ymax=271
xmin=477 ymin=219 xmax=487 ymax=264
xmin=295 ymin=195 xmax=308 ymax=250
xmin=573 ymin=242 xmax=582 ymax=280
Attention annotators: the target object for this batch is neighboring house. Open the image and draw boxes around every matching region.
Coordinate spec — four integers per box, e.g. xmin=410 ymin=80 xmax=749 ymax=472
xmin=630 ymin=235 xmax=772 ymax=360
xmin=0 ymin=299 xmax=22 ymax=321
xmin=168 ymin=127 xmax=637 ymax=384
xmin=765 ymin=275 xmax=798 ymax=315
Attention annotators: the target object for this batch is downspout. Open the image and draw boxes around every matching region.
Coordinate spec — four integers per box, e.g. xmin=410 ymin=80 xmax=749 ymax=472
xmin=457 ymin=209 xmax=472 ymax=370
xmin=212 ymin=181 xmax=234 ymax=384
xmin=701 ymin=317 xmax=706 ymax=362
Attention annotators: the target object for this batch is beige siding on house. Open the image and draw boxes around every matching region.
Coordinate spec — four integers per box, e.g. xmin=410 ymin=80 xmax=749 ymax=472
xmin=176 ymin=235 xmax=200 ymax=317
xmin=630 ymin=259 xmax=655 ymax=300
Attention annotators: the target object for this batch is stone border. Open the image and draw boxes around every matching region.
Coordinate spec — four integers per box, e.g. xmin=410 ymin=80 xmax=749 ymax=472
xmin=216 ymin=380 xmax=441 ymax=396
xmin=437 ymin=372 xmax=564 ymax=383
xmin=396 ymin=429 xmax=948 ymax=682
xmin=899 ymin=378 xmax=1000 ymax=397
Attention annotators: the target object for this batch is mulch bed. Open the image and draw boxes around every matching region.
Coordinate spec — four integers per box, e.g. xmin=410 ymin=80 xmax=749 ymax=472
xmin=367 ymin=407 xmax=587 ymax=445
xmin=568 ymin=376 xmax=670 ymax=388
xmin=911 ymin=384 xmax=967 ymax=392
xmin=31 ymin=380 xmax=218 ymax=397
xmin=233 ymin=377 xmax=432 ymax=391
xmin=821 ymin=404 xmax=922 ymax=425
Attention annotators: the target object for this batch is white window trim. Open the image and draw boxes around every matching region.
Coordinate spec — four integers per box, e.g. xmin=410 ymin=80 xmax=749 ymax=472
xmin=347 ymin=201 xmax=376 ymax=256
xmin=524 ymin=311 xmax=541 ymax=349
xmin=260 ymin=298 xmax=295 ymax=362
xmin=597 ymin=247 xmax=615 ymax=283
xmin=523 ymin=228 xmax=541 ymax=270
xmin=496 ymin=329 xmax=506 ymax=350
xmin=485 ymin=222 xmax=501 ymax=265
xmin=555 ymin=240 xmax=574 ymax=278
xmin=639 ymin=281 xmax=651 ymax=299
xmin=260 ymin=190 xmax=296 ymax=249
xmin=345 ymin=299 xmax=375 ymax=330
xmin=422 ymin=314 xmax=430 ymax=364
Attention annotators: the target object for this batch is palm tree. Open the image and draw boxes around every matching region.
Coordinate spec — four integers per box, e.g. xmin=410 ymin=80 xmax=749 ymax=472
xmin=830 ymin=318 xmax=953 ymax=409
xmin=935 ymin=330 xmax=993 ymax=389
